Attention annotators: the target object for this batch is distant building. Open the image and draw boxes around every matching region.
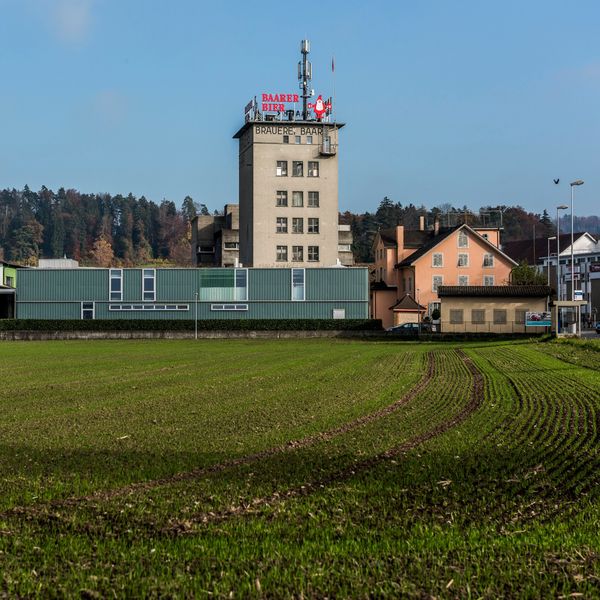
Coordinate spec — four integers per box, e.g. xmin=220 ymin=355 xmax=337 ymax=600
xmin=437 ymin=285 xmax=551 ymax=333
xmin=190 ymin=204 xmax=240 ymax=267
xmin=191 ymin=204 xmax=353 ymax=268
xmin=13 ymin=266 xmax=369 ymax=321
xmin=503 ymin=231 xmax=599 ymax=324
xmin=38 ymin=258 xmax=79 ymax=269
xmin=0 ymin=261 xmax=18 ymax=318
xmin=371 ymin=220 xmax=516 ymax=329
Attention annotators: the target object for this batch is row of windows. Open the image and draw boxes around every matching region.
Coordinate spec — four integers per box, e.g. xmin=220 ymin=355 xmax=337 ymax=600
xmin=449 ymin=309 xmax=528 ymax=325
xmin=110 ymin=269 xmax=249 ymax=302
xmin=283 ymin=135 xmax=314 ymax=145
xmin=276 ymin=190 xmax=319 ymax=207
xmin=276 ymin=161 xmax=319 ymax=177
xmin=276 ymin=217 xmax=319 ymax=234
xmin=432 ymin=275 xmax=495 ymax=291
xmin=276 ymin=246 xmax=319 ymax=262
xmin=109 ymin=304 xmax=189 ymax=311
xmin=432 ymin=252 xmax=494 ymax=267
xmin=111 ymin=268 xmax=157 ymax=302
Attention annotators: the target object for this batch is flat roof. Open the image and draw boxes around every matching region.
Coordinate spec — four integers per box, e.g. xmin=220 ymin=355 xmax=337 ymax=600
xmin=234 ymin=120 xmax=345 ymax=139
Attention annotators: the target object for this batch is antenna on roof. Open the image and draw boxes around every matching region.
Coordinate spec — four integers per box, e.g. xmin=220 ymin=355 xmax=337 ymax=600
xmin=298 ymin=40 xmax=312 ymax=120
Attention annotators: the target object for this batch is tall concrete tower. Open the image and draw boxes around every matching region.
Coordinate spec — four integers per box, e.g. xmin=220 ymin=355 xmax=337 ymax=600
xmin=233 ymin=40 xmax=344 ymax=268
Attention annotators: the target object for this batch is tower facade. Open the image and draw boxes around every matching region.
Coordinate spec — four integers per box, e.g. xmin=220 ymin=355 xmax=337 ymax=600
xmin=233 ymin=41 xmax=344 ymax=268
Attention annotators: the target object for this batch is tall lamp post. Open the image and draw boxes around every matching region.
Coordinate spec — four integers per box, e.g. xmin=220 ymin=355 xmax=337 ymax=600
xmin=556 ymin=204 xmax=568 ymax=302
xmin=569 ymin=180 xmax=584 ymax=301
xmin=547 ymin=236 xmax=556 ymax=286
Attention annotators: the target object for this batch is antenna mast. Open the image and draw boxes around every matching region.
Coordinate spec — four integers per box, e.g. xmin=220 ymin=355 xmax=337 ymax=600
xmin=298 ymin=40 xmax=312 ymax=120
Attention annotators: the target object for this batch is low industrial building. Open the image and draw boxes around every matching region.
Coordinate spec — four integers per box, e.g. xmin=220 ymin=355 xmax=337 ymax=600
xmin=14 ymin=266 xmax=369 ymax=321
xmin=437 ymin=285 xmax=551 ymax=333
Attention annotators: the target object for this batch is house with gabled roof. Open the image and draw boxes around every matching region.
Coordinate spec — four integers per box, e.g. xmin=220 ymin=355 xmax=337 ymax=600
xmin=371 ymin=220 xmax=518 ymax=328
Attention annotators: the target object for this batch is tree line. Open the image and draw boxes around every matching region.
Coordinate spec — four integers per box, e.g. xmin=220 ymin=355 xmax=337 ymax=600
xmin=345 ymin=196 xmax=600 ymax=263
xmin=0 ymin=186 xmax=209 ymax=267
xmin=0 ymin=186 xmax=597 ymax=266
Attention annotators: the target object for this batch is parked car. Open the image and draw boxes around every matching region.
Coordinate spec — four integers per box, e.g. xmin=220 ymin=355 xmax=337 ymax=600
xmin=386 ymin=322 xmax=432 ymax=334
xmin=596 ymin=323 xmax=600 ymax=335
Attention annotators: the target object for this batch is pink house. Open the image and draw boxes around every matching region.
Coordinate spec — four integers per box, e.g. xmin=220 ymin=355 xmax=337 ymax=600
xmin=371 ymin=222 xmax=517 ymax=329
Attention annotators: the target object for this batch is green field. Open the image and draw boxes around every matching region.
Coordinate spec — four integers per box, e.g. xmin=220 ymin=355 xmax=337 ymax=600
xmin=0 ymin=338 xmax=599 ymax=598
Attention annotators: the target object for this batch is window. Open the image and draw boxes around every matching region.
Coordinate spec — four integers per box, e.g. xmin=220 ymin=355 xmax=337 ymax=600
xmin=308 ymin=218 xmax=319 ymax=234
xmin=295 ymin=135 xmax=301 ymax=144
xmin=332 ymin=308 xmax=346 ymax=319
xmin=143 ymin=269 xmax=156 ymax=301
xmin=429 ymin=302 xmax=441 ymax=316
xmin=292 ymin=191 xmax=304 ymax=207
xmin=198 ymin=246 xmax=214 ymax=253
xmin=276 ymin=190 xmax=288 ymax=207
xmin=292 ymin=161 xmax=303 ymax=176
xmin=458 ymin=253 xmax=469 ymax=267
xmin=276 ymin=245 xmax=288 ymax=262
xmin=458 ymin=230 xmax=469 ymax=248
xmin=483 ymin=253 xmax=494 ymax=267
xmin=81 ymin=302 xmax=95 ymax=320
xmin=235 ymin=268 xmax=248 ymax=301
xmin=484 ymin=275 xmax=495 ymax=286
xmin=307 ymin=161 xmax=319 ymax=177
xmin=292 ymin=217 xmax=303 ymax=234
xmin=276 ymin=217 xmax=288 ymax=233
xmin=432 ymin=275 xmax=443 ymax=292
xmin=6 ymin=276 xmax=14 ymax=287
xmin=432 ymin=253 xmax=443 ymax=267
xmin=276 ymin=161 xmax=288 ymax=176
xmin=109 ymin=304 xmax=189 ymax=311
xmin=283 ymin=135 xmax=289 ymax=144
xmin=308 ymin=191 xmax=319 ymax=207
xmin=109 ymin=268 xmax=123 ymax=301
xmin=338 ymin=244 xmax=351 ymax=252
xmin=471 ymin=309 xmax=485 ymax=324
xmin=224 ymin=241 xmax=239 ymax=249
xmin=292 ymin=268 xmax=305 ymax=301
xmin=458 ymin=275 xmax=469 ymax=286
xmin=292 ymin=245 xmax=303 ymax=261
xmin=515 ymin=309 xmax=526 ymax=325
xmin=211 ymin=304 xmax=248 ymax=311
xmin=308 ymin=246 xmax=319 ymax=262
xmin=450 ymin=309 xmax=464 ymax=324
xmin=306 ymin=135 xmax=313 ymax=144
xmin=493 ymin=309 xmax=507 ymax=325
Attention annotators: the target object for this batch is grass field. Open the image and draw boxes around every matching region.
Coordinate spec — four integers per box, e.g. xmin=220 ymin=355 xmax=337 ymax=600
xmin=0 ymin=338 xmax=599 ymax=598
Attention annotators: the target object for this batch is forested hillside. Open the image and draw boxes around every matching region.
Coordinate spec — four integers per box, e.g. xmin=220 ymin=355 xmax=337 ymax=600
xmin=0 ymin=186 xmax=206 ymax=266
xmin=0 ymin=187 xmax=597 ymax=266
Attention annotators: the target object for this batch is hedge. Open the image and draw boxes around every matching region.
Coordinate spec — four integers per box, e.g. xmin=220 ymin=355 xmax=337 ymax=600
xmin=0 ymin=319 xmax=383 ymax=332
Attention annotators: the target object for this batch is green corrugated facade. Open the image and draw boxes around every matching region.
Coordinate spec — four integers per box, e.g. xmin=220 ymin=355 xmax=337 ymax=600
xmin=15 ymin=267 xmax=369 ymax=320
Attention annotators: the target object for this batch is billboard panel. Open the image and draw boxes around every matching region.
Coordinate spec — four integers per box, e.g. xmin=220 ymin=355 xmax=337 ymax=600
xmin=526 ymin=311 xmax=552 ymax=327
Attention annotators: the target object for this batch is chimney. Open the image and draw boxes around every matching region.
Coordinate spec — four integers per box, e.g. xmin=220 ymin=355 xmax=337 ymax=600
xmin=395 ymin=225 xmax=404 ymax=262
xmin=419 ymin=215 xmax=425 ymax=231
xmin=434 ymin=216 xmax=440 ymax=236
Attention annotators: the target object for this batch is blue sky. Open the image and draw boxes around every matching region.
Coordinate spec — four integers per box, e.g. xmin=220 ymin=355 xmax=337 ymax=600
xmin=1 ymin=0 xmax=598 ymax=216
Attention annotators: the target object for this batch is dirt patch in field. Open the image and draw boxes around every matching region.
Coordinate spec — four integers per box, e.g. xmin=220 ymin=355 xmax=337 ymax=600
xmin=3 ymin=352 xmax=435 ymax=516
xmin=164 ymin=349 xmax=485 ymax=534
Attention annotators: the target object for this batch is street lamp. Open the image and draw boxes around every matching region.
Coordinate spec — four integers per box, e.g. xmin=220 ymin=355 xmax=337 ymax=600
xmin=194 ymin=291 xmax=199 ymax=340
xmin=556 ymin=205 xmax=568 ymax=302
xmin=547 ymin=236 xmax=556 ymax=286
xmin=570 ymin=180 xmax=584 ymax=302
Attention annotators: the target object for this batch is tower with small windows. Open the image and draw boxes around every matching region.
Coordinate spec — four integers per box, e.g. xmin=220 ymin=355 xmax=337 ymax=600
xmin=233 ymin=40 xmax=344 ymax=267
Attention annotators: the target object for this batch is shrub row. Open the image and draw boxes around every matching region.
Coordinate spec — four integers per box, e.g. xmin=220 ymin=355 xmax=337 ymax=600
xmin=0 ymin=319 xmax=383 ymax=332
